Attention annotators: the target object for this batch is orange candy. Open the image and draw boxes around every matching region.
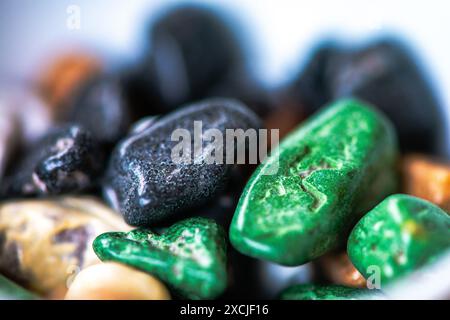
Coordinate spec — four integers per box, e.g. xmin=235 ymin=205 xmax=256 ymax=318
xmin=402 ymin=154 xmax=450 ymax=212
xmin=37 ymin=52 xmax=101 ymax=118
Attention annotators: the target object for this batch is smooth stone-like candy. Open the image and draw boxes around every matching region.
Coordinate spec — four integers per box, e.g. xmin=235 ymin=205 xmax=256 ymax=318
xmin=65 ymin=262 xmax=170 ymax=300
xmin=0 ymin=197 xmax=129 ymax=298
xmin=65 ymin=74 xmax=131 ymax=146
xmin=279 ymin=284 xmax=381 ymax=300
xmin=2 ymin=125 xmax=102 ymax=197
xmin=144 ymin=5 xmax=244 ymax=109
xmin=230 ymin=99 xmax=398 ymax=266
xmin=37 ymin=51 xmax=102 ymax=116
xmin=0 ymin=274 xmax=36 ymax=300
xmin=288 ymin=38 xmax=444 ymax=153
xmin=104 ymin=98 xmax=261 ymax=226
xmin=401 ymin=154 xmax=450 ymax=212
xmin=93 ymin=217 xmax=227 ymax=299
xmin=348 ymin=194 xmax=450 ymax=284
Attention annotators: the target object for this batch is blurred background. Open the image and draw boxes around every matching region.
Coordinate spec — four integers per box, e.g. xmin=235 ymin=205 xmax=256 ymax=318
xmin=1 ymin=0 xmax=449 ymax=152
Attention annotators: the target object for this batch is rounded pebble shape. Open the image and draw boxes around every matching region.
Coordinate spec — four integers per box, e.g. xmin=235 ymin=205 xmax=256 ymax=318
xmin=348 ymin=194 xmax=450 ymax=285
xmin=230 ymin=99 xmax=398 ymax=266
xmin=93 ymin=217 xmax=227 ymax=300
xmin=290 ymin=38 xmax=444 ymax=153
xmin=0 ymin=196 xmax=130 ymax=299
xmin=66 ymin=74 xmax=131 ymax=145
xmin=65 ymin=262 xmax=170 ymax=300
xmin=147 ymin=5 xmax=244 ymax=108
xmin=279 ymin=284 xmax=382 ymax=300
xmin=0 ymin=274 xmax=36 ymax=300
xmin=2 ymin=125 xmax=102 ymax=197
xmin=401 ymin=154 xmax=450 ymax=212
xmin=37 ymin=51 xmax=102 ymax=114
xmin=103 ymin=98 xmax=261 ymax=226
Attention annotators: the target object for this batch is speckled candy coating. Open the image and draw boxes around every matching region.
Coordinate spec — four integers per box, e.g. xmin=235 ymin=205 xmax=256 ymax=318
xmin=93 ymin=217 xmax=227 ymax=300
xmin=230 ymin=99 xmax=398 ymax=266
xmin=279 ymin=284 xmax=381 ymax=300
xmin=2 ymin=125 xmax=102 ymax=197
xmin=103 ymin=98 xmax=261 ymax=226
xmin=348 ymin=194 xmax=450 ymax=284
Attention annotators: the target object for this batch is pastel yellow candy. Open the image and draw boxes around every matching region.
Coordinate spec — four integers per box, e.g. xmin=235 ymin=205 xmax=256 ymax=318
xmin=65 ymin=262 xmax=171 ymax=300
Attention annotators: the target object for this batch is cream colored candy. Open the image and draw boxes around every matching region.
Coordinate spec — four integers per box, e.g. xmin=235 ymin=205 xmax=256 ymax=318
xmin=65 ymin=262 xmax=171 ymax=300
xmin=0 ymin=196 xmax=130 ymax=299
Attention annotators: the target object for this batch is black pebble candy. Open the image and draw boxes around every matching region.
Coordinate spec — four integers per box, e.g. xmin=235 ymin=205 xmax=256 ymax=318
xmin=65 ymin=74 xmax=131 ymax=146
xmin=103 ymin=98 xmax=262 ymax=226
xmin=288 ymin=38 xmax=445 ymax=153
xmin=2 ymin=125 xmax=102 ymax=197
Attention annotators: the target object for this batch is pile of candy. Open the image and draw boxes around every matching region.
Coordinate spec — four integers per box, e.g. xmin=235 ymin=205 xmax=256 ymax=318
xmin=0 ymin=4 xmax=449 ymax=300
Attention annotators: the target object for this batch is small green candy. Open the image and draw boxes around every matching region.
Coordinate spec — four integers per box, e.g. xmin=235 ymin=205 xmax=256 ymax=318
xmin=279 ymin=284 xmax=382 ymax=300
xmin=348 ymin=194 xmax=450 ymax=285
xmin=93 ymin=217 xmax=227 ymax=300
xmin=230 ymin=99 xmax=398 ymax=265
xmin=0 ymin=274 xmax=36 ymax=300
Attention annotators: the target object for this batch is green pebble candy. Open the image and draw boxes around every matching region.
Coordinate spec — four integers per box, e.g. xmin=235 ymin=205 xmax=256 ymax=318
xmin=230 ymin=99 xmax=398 ymax=265
xmin=93 ymin=217 xmax=227 ymax=300
xmin=348 ymin=194 xmax=450 ymax=285
xmin=279 ymin=284 xmax=382 ymax=300
xmin=0 ymin=274 xmax=36 ymax=300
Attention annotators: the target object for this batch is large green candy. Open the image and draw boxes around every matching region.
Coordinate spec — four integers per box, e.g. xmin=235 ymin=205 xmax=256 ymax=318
xmin=93 ymin=217 xmax=227 ymax=300
xmin=230 ymin=99 xmax=398 ymax=265
xmin=348 ymin=194 xmax=450 ymax=285
xmin=279 ymin=284 xmax=382 ymax=300
xmin=0 ymin=274 xmax=36 ymax=300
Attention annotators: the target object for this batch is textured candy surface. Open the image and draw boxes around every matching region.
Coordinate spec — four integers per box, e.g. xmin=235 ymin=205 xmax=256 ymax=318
xmin=279 ymin=284 xmax=381 ymax=300
xmin=93 ymin=217 xmax=227 ymax=299
xmin=0 ymin=196 xmax=129 ymax=298
xmin=2 ymin=125 xmax=102 ymax=197
xmin=104 ymin=98 xmax=261 ymax=226
xmin=348 ymin=194 xmax=450 ymax=284
xmin=230 ymin=99 xmax=398 ymax=265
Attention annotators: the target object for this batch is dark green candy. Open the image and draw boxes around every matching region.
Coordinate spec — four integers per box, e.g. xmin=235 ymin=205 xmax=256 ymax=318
xmin=230 ymin=99 xmax=398 ymax=265
xmin=348 ymin=194 xmax=450 ymax=285
xmin=279 ymin=284 xmax=382 ymax=300
xmin=93 ymin=217 xmax=227 ymax=299
xmin=0 ymin=274 xmax=36 ymax=300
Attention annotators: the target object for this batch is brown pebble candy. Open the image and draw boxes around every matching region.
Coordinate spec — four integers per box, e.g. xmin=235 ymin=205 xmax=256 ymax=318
xmin=37 ymin=52 xmax=102 ymax=118
xmin=65 ymin=262 xmax=171 ymax=300
xmin=316 ymin=252 xmax=366 ymax=288
xmin=402 ymin=154 xmax=450 ymax=212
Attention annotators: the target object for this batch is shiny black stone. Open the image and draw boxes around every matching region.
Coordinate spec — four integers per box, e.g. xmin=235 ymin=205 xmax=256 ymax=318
xmin=122 ymin=5 xmax=271 ymax=118
xmin=103 ymin=98 xmax=262 ymax=226
xmin=66 ymin=74 xmax=131 ymax=146
xmin=288 ymin=38 xmax=445 ymax=153
xmin=2 ymin=125 xmax=102 ymax=197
